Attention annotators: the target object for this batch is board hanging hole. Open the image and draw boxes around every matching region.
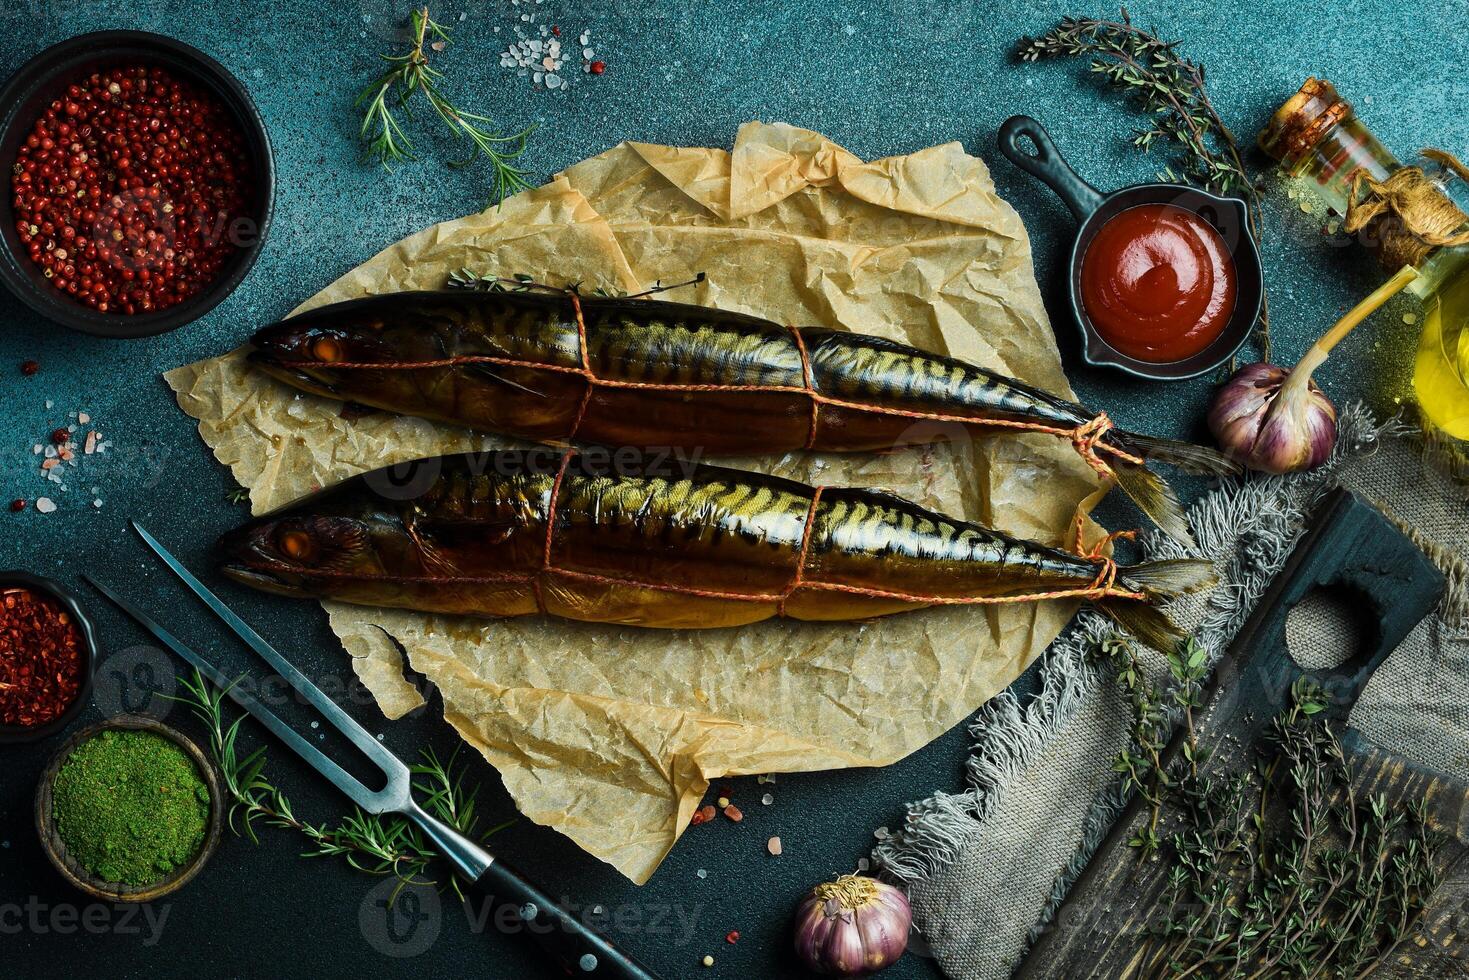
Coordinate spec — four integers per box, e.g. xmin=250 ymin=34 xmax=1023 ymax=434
xmin=1285 ymin=586 xmax=1370 ymax=672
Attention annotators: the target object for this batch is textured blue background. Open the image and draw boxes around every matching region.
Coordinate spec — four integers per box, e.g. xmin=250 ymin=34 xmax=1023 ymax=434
xmin=2 ymin=1 xmax=1466 ymax=978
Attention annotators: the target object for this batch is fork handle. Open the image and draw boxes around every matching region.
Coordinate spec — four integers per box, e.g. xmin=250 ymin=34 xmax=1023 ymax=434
xmin=467 ymin=860 xmax=661 ymax=979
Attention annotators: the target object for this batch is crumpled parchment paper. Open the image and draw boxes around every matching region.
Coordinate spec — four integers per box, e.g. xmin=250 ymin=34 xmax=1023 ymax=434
xmin=165 ymin=122 xmax=1101 ymax=883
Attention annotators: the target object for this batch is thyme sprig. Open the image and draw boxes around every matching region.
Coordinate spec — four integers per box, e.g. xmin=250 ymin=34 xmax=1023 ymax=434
xmin=357 ymin=6 xmax=534 ymax=204
xmin=176 ymin=670 xmax=512 ymax=902
xmin=1098 ymin=637 xmax=1444 ymax=977
xmin=446 ymin=268 xmax=708 ymax=300
xmin=1018 ymin=10 xmax=1272 ymax=361
xmin=1098 ymin=636 xmax=1209 ymax=857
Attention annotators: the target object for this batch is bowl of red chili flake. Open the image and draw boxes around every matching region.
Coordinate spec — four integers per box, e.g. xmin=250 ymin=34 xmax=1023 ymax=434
xmin=0 ymin=31 xmax=273 ymax=337
xmin=0 ymin=573 xmax=96 ymax=743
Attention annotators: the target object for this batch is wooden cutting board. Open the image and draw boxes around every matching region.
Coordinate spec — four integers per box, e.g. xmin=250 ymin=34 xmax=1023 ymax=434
xmin=1016 ymin=487 xmax=1468 ymax=979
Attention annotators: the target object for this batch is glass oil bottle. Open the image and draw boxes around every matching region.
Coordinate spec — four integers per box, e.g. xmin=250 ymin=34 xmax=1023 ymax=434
xmin=1259 ymin=78 xmax=1469 ymax=439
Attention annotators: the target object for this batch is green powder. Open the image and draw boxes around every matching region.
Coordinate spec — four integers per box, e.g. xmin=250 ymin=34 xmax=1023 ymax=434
xmin=51 ymin=729 xmax=211 ymax=887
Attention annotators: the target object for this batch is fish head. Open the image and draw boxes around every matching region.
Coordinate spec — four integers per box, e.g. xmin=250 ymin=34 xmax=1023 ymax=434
xmin=248 ymin=296 xmax=466 ymax=383
xmin=247 ymin=308 xmax=403 ymax=399
xmin=216 ymin=509 xmax=387 ymax=597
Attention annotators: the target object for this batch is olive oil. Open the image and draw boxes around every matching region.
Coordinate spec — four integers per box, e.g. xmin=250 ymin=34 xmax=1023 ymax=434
xmin=1260 ymin=78 xmax=1469 ymax=438
xmin=1416 ymin=268 xmax=1469 ymax=438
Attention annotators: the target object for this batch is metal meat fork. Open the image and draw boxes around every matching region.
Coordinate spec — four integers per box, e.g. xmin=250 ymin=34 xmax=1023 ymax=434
xmin=85 ymin=521 xmax=658 ymax=980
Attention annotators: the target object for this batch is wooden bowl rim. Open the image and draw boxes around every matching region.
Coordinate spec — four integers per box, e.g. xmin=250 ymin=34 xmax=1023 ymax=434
xmin=34 ymin=714 xmax=224 ymax=903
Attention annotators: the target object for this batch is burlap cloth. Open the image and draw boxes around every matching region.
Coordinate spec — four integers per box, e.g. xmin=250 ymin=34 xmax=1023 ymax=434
xmin=873 ymin=404 xmax=1469 ymax=978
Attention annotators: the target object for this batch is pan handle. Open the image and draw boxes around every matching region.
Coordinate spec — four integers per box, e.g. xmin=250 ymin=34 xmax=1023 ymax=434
xmin=997 ymin=115 xmax=1104 ymax=223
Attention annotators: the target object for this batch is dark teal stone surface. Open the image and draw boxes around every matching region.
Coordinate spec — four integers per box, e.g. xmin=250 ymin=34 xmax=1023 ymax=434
xmin=2 ymin=2 xmax=1465 ymax=977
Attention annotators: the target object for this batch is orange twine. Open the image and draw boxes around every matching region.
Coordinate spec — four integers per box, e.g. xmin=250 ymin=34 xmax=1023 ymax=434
xmin=310 ymin=455 xmax=1142 ymax=613
xmin=309 ymin=288 xmax=1140 ymax=483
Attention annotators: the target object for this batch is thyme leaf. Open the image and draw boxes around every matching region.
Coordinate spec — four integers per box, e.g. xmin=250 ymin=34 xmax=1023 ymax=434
xmin=1098 ymin=636 xmax=1444 ymax=977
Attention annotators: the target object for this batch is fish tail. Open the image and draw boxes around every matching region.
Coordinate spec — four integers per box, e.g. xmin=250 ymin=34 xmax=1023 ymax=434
xmin=1119 ymin=558 xmax=1217 ymax=601
xmin=1109 ymin=460 xmax=1196 ymax=548
xmin=1097 ymin=557 xmax=1216 ymax=649
xmin=1113 ymin=431 xmax=1240 ymax=477
xmin=1097 ymin=601 xmax=1189 ymax=651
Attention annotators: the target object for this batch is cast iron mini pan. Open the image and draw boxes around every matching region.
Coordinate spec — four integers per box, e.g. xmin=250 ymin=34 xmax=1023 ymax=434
xmin=998 ymin=115 xmax=1262 ymax=380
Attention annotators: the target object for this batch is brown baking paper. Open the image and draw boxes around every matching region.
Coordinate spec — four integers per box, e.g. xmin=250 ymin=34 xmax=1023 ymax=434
xmin=165 ymin=122 xmax=1101 ymax=883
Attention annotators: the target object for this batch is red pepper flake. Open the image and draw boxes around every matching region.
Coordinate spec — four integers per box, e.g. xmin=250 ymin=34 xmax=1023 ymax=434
xmin=0 ymin=587 xmax=84 ymax=727
xmin=723 ymin=804 xmax=743 ymax=822
xmin=551 ymin=24 xmax=560 ymax=35
xmin=9 ymin=499 xmax=25 ymax=512
xmin=20 ymin=360 xmax=40 ymax=376
xmin=725 ymin=931 xmax=740 ymax=944
xmin=690 ymin=804 xmax=717 ymax=826
xmin=590 ymin=60 xmax=606 ymax=75
xmin=50 ymin=427 xmax=71 ymax=445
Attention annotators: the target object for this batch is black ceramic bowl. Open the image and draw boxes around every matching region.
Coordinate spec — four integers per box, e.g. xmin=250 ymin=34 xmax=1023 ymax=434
xmin=0 ymin=31 xmax=274 ymax=338
xmin=998 ymin=115 xmax=1262 ymax=381
xmin=0 ymin=572 xmax=97 ymax=744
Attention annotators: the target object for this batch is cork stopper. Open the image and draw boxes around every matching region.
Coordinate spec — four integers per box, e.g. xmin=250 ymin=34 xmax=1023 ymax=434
xmin=1258 ymin=77 xmax=1353 ymax=169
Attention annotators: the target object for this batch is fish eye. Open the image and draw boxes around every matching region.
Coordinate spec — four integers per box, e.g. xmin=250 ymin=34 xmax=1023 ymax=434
xmin=311 ymin=337 xmax=343 ymax=361
xmin=277 ymin=528 xmax=318 ymax=562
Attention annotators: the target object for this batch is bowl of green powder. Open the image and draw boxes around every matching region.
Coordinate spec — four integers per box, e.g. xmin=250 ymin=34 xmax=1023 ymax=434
xmin=35 ymin=715 xmax=222 ymax=902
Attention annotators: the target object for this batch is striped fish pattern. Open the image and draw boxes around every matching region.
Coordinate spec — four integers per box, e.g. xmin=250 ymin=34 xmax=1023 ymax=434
xmin=248 ymin=289 xmax=1239 ymax=544
xmin=217 ymin=451 xmax=1166 ymax=631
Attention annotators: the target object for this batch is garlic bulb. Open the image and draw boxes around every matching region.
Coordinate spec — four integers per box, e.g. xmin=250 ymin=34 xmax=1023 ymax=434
xmin=792 ymin=874 xmax=911 ymax=977
xmin=1209 ymin=264 xmax=1419 ymax=474
xmin=1208 ymin=362 xmax=1337 ymax=474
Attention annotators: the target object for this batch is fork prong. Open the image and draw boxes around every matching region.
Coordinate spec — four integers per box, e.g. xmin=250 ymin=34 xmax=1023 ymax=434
xmin=84 ymin=574 xmax=392 ymax=814
xmin=130 ymin=521 xmax=409 ymax=784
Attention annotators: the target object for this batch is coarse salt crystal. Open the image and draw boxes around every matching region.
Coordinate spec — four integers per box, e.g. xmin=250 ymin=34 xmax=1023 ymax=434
xmin=35 ymin=497 xmax=56 ymax=514
xmin=92 ymin=499 xmax=102 ymax=508
xmin=857 ymin=857 xmax=870 ymax=871
xmin=761 ymin=793 xmax=773 ymax=805
xmin=767 ymin=836 xmax=782 ymax=856
xmin=696 ymin=868 xmax=707 ymax=879
xmin=874 ymin=826 xmax=890 ymax=840
xmin=78 ymin=413 xmax=89 ymax=424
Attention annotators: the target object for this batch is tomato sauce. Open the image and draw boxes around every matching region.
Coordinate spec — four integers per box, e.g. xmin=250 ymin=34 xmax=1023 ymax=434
xmin=1079 ymin=204 xmax=1236 ymax=363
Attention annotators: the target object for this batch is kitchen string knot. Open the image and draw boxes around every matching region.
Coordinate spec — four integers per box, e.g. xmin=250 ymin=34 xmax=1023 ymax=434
xmin=1345 ymin=148 xmax=1469 ymax=270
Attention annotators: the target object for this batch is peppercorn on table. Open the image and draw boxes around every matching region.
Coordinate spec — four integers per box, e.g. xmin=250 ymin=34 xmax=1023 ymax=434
xmin=0 ymin=2 xmax=1461 ymax=979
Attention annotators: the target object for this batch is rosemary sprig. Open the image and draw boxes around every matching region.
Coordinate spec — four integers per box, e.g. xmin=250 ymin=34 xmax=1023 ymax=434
xmin=1018 ymin=10 xmax=1272 ymax=362
xmin=1098 ymin=645 xmax=1445 ymax=978
xmin=357 ymin=6 xmax=535 ymax=204
xmin=175 ymin=670 xmax=512 ymax=903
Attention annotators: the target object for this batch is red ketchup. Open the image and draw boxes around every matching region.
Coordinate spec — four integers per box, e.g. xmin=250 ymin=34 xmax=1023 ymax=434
xmin=1079 ymin=204 xmax=1236 ymax=363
